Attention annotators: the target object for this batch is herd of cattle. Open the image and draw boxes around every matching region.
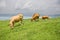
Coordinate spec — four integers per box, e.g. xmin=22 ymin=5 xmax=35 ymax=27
xmin=9 ymin=13 xmax=49 ymax=29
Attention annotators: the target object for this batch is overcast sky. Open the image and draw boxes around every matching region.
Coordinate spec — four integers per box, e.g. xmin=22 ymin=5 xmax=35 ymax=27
xmin=0 ymin=0 xmax=60 ymax=16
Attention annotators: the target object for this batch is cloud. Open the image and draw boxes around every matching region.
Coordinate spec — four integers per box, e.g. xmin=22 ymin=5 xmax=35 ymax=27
xmin=0 ymin=0 xmax=6 ymax=8
xmin=0 ymin=0 xmax=17 ymax=13
xmin=22 ymin=1 xmax=32 ymax=9
xmin=0 ymin=0 xmax=60 ymax=16
xmin=15 ymin=0 xmax=58 ymax=11
xmin=15 ymin=0 xmax=26 ymax=9
xmin=58 ymin=0 xmax=60 ymax=4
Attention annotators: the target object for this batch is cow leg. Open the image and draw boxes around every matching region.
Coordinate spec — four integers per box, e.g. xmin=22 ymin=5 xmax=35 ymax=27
xmin=37 ymin=16 xmax=39 ymax=21
xmin=34 ymin=19 xmax=36 ymax=21
xmin=10 ymin=22 xmax=14 ymax=29
xmin=21 ymin=20 xmax=24 ymax=25
xmin=20 ymin=19 xmax=24 ymax=25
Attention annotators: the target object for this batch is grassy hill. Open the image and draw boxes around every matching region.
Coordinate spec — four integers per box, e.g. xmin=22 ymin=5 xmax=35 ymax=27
xmin=0 ymin=17 xmax=60 ymax=40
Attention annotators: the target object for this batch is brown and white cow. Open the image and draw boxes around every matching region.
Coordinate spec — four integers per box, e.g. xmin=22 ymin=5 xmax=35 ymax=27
xmin=42 ymin=16 xmax=49 ymax=19
xmin=31 ymin=13 xmax=40 ymax=21
xmin=9 ymin=13 xmax=23 ymax=29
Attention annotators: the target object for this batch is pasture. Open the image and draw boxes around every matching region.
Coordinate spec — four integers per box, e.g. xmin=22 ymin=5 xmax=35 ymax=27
xmin=0 ymin=17 xmax=60 ymax=40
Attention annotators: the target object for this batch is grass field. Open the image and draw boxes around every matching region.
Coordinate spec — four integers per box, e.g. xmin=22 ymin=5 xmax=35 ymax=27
xmin=0 ymin=17 xmax=60 ymax=40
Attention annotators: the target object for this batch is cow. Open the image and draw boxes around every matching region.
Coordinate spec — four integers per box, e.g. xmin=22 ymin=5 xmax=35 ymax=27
xmin=9 ymin=13 xmax=23 ymax=29
xmin=31 ymin=13 xmax=40 ymax=21
xmin=42 ymin=16 xmax=49 ymax=20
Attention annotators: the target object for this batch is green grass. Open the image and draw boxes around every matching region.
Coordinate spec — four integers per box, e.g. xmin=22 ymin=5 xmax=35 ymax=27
xmin=0 ymin=17 xmax=60 ymax=40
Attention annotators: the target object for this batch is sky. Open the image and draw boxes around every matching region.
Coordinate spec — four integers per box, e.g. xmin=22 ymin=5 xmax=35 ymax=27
xmin=0 ymin=0 xmax=60 ymax=16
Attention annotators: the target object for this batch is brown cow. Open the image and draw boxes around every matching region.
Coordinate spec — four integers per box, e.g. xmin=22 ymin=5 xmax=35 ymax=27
xmin=31 ymin=13 xmax=40 ymax=21
xmin=9 ymin=13 xmax=23 ymax=29
xmin=42 ymin=16 xmax=49 ymax=19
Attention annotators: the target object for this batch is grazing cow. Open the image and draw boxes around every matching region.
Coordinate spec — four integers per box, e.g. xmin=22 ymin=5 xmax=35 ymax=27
xmin=42 ymin=16 xmax=49 ymax=19
xmin=9 ymin=13 xmax=23 ymax=29
xmin=31 ymin=13 xmax=40 ymax=21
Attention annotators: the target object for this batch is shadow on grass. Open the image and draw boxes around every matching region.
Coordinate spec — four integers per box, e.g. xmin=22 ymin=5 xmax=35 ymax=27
xmin=14 ymin=24 xmax=21 ymax=28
